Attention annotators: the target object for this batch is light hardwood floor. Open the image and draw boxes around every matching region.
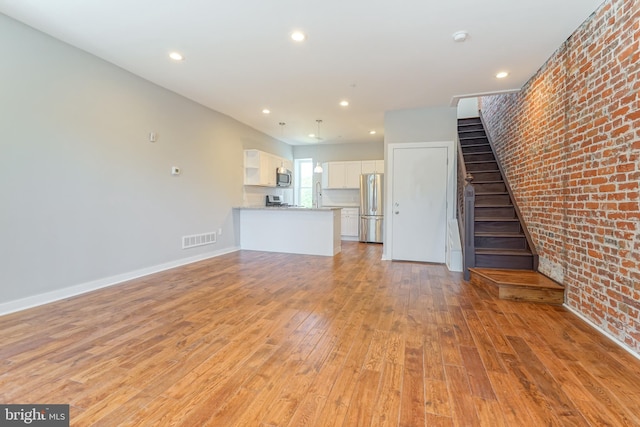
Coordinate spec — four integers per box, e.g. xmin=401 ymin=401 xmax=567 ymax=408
xmin=1 ymin=242 xmax=640 ymax=426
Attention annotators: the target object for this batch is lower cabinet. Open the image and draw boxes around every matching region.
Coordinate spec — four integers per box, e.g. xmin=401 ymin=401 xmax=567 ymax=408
xmin=341 ymin=208 xmax=360 ymax=239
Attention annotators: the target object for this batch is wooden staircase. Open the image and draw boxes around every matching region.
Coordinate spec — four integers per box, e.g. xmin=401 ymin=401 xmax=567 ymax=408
xmin=458 ymin=117 xmax=536 ymax=270
xmin=458 ymin=117 xmax=562 ymax=304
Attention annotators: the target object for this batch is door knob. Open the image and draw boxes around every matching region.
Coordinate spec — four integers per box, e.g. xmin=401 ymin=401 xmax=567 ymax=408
xmin=395 ymin=211 xmax=399 ymax=215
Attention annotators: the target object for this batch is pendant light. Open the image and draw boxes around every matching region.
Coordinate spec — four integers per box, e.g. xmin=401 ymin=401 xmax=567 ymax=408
xmin=313 ymin=119 xmax=324 ymax=173
xmin=277 ymin=122 xmax=288 ymax=173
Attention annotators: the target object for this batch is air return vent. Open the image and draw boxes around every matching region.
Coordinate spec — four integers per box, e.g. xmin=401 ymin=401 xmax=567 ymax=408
xmin=182 ymin=232 xmax=216 ymax=249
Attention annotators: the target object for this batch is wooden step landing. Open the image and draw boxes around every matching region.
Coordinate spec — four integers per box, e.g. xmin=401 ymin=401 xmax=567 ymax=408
xmin=469 ymin=268 xmax=564 ymax=304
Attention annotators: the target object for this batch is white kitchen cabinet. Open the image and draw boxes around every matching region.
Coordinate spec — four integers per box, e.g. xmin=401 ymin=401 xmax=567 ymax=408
xmin=244 ymin=149 xmax=291 ymax=187
xmin=361 ymin=160 xmax=385 ymax=174
xmin=341 ymin=208 xmax=360 ymax=239
xmin=322 ymin=161 xmax=362 ymax=189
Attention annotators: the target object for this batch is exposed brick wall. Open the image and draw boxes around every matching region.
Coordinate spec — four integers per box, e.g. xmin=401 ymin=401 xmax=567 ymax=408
xmin=481 ymin=0 xmax=640 ymax=353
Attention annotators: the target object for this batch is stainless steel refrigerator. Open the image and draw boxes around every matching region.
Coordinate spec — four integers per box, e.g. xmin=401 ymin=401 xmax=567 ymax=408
xmin=359 ymin=173 xmax=384 ymax=243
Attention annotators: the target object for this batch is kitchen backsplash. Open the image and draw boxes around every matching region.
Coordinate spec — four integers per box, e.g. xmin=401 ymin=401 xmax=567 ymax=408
xmin=321 ymin=189 xmax=359 ymax=207
xmin=243 ymin=186 xmax=293 ymax=207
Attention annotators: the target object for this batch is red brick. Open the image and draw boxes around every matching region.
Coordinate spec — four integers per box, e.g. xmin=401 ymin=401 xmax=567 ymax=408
xmin=479 ymin=0 xmax=640 ymax=354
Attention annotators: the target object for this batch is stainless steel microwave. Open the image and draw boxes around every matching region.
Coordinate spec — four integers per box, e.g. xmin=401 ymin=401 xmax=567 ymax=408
xmin=276 ymin=169 xmax=292 ymax=187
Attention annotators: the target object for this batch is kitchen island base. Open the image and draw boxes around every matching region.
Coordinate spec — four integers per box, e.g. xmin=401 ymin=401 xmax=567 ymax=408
xmin=237 ymin=207 xmax=341 ymax=256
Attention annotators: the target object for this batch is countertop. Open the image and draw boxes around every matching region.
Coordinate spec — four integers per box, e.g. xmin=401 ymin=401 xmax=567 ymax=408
xmin=235 ymin=206 xmax=342 ymax=211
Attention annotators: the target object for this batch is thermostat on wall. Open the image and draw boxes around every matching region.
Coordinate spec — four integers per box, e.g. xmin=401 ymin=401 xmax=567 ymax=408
xmin=171 ymin=166 xmax=181 ymax=176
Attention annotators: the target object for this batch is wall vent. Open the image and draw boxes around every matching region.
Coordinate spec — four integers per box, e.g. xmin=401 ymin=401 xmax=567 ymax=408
xmin=182 ymin=232 xmax=216 ymax=249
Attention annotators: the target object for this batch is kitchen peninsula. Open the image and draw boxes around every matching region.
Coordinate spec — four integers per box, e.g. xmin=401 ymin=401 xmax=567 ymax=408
xmin=235 ymin=207 xmax=342 ymax=256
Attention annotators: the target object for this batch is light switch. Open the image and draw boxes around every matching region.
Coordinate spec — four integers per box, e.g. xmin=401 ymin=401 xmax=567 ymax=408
xmin=149 ymin=132 xmax=157 ymax=142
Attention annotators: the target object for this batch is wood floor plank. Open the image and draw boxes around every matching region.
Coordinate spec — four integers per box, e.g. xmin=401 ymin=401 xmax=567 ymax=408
xmin=370 ymin=362 xmax=403 ymax=426
xmin=444 ymin=365 xmax=480 ymax=426
xmin=0 ymin=242 xmax=639 ymax=426
xmin=459 ymin=345 xmax=497 ymax=400
xmin=424 ymin=378 xmax=451 ymax=418
xmin=399 ymin=343 xmax=425 ymax=427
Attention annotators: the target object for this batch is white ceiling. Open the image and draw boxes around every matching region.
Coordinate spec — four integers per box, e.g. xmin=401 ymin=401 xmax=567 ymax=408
xmin=0 ymin=0 xmax=603 ymax=146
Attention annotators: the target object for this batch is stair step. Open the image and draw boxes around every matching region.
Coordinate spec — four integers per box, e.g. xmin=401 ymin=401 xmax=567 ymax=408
xmin=474 ymin=183 xmax=507 ymax=193
xmin=467 ymin=161 xmax=499 ymax=172
xmin=469 ymin=268 xmax=564 ymax=304
xmin=469 ymin=171 xmax=502 ymax=181
xmin=475 ymin=205 xmax=516 ymax=218
xmin=475 ymin=191 xmax=509 ymax=197
xmin=463 ymin=150 xmax=493 ymax=156
xmin=475 ymin=249 xmax=534 ymax=270
xmin=458 ymin=124 xmax=484 ymax=131
xmin=475 ymin=218 xmax=522 ymax=233
xmin=475 ymin=233 xmax=528 ymax=250
xmin=464 ymin=152 xmax=496 ymax=162
xmin=471 ymin=179 xmax=504 ymax=184
xmin=458 ymin=130 xmax=486 ymax=138
xmin=461 ymin=144 xmax=492 ymax=154
xmin=475 ymin=231 xmax=525 ymax=237
xmin=475 ymin=193 xmax=511 ymax=204
xmin=460 ymin=137 xmax=489 ymax=143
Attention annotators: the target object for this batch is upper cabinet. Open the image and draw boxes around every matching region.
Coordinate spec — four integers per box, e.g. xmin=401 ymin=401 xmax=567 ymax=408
xmin=321 ymin=160 xmax=383 ymax=189
xmin=244 ymin=149 xmax=292 ymax=187
xmin=322 ymin=161 xmax=362 ymax=189
xmin=361 ymin=160 xmax=385 ymax=174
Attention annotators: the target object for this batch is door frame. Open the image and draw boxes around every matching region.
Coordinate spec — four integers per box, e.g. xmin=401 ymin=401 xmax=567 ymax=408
xmin=382 ymin=141 xmax=457 ymax=262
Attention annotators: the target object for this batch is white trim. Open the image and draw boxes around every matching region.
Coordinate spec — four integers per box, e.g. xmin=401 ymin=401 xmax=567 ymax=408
xmin=0 ymin=247 xmax=240 ymax=316
xmin=563 ymin=303 xmax=640 ymax=362
xmin=450 ymin=89 xmax=521 ymax=107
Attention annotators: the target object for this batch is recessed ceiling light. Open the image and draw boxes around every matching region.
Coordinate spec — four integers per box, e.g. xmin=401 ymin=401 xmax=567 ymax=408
xmin=452 ymin=31 xmax=468 ymax=42
xmin=339 ymin=100 xmax=349 ymax=107
xmin=496 ymin=71 xmax=509 ymax=79
xmin=369 ymin=130 xmax=376 ymax=135
xmin=291 ymin=31 xmax=306 ymax=42
xmin=169 ymin=52 xmax=184 ymax=61
xmin=262 ymin=109 xmax=271 ymax=114
xmin=308 ymin=133 xmax=315 ymax=138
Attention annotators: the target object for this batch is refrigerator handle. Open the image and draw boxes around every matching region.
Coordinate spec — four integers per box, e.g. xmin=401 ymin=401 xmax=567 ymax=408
xmin=372 ymin=175 xmax=377 ymax=213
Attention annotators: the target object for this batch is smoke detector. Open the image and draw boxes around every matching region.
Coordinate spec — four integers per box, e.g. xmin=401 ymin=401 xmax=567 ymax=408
xmin=452 ymin=31 xmax=469 ymax=42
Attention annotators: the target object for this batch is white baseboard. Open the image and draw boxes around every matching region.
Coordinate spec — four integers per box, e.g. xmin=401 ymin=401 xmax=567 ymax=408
xmin=563 ymin=303 xmax=640 ymax=362
xmin=0 ymin=246 xmax=240 ymax=316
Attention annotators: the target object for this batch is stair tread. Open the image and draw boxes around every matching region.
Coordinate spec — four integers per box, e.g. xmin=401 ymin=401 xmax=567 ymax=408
xmin=463 ymin=151 xmax=493 ymax=155
xmin=469 ymin=268 xmax=563 ymax=289
xmin=475 ymin=217 xmax=520 ymax=222
xmin=467 ymin=169 xmax=500 ymax=173
xmin=475 ymin=203 xmax=513 ymax=207
xmin=475 ymin=232 xmax=526 ymax=237
xmin=475 ymin=248 xmax=532 ymax=256
xmin=471 ymin=180 xmax=504 ymax=184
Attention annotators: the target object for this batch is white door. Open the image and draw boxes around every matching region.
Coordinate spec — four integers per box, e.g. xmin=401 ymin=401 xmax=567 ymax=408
xmin=391 ymin=146 xmax=448 ymax=262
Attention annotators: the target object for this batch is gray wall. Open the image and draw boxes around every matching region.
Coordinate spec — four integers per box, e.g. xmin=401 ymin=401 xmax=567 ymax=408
xmin=384 ymin=107 xmax=457 ymax=144
xmin=0 ymin=14 xmax=290 ymax=308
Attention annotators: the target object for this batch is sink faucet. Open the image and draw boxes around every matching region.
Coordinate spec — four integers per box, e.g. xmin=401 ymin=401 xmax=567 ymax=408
xmin=314 ymin=181 xmax=322 ymax=208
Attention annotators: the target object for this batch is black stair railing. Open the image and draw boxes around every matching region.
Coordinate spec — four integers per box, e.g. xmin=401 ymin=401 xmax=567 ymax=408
xmin=463 ymin=174 xmax=475 ymax=280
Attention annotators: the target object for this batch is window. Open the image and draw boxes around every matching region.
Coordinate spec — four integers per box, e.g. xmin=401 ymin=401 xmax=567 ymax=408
xmin=295 ymin=158 xmax=313 ymax=207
